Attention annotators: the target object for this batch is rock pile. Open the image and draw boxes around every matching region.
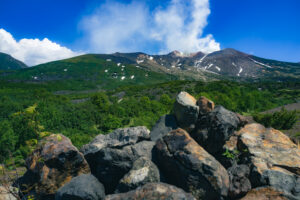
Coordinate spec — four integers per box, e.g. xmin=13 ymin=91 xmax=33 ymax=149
xmin=14 ymin=92 xmax=300 ymax=200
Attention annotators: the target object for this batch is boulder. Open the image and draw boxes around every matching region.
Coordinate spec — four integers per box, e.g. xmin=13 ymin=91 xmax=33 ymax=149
xmin=240 ymin=187 xmax=297 ymax=200
xmin=55 ymin=174 xmax=105 ymax=200
xmin=237 ymin=123 xmax=300 ymax=198
xmin=173 ymin=92 xmax=199 ymax=132
xmin=227 ymin=164 xmax=251 ymax=199
xmin=191 ymin=106 xmax=240 ymax=155
xmin=115 ymin=157 xmax=160 ymax=193
xmin=196 ymin=96 xmax=215 ymax=115
xmin=81 ymin=127 xmax=155 ymax=194
xmin=0 ymin=186 xmax=18 ymax=200
xmin=154 ymin=128 xmax=229 ymax=199
xmin=150 ymin=114 xmax=178 ymax=141
xmin=106 ymin=183 xmax=196 ymax=200
xmin=17 ymin=134 xmax=90 ymax=199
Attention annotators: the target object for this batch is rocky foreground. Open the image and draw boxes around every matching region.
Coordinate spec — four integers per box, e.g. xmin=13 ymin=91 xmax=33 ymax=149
xmin=4 ymin=92 xmax=300 ymax=200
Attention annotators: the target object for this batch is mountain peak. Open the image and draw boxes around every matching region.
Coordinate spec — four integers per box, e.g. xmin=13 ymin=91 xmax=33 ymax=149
xmin=0 ymin=52 xmax=27 ymax=70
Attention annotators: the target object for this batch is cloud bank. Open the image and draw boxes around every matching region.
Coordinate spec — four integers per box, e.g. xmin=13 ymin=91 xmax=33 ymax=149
xmin=0 ymin=28 xmax=80 ymax=66
xmin=80 ymin=0 xmax=220 ymax=54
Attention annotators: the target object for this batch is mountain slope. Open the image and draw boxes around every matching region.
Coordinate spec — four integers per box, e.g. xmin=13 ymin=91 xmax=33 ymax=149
xmin=0 ymin=52 xmax=27 ymax=70
xmin=0 ymin=54 xmax=176 ymax=90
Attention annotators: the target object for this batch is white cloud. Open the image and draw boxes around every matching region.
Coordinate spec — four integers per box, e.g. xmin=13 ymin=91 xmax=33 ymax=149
xmin=0 ymin=28 xmax=81 ymax=66
xmin=80 ymin=0 xmax=220 ymax=54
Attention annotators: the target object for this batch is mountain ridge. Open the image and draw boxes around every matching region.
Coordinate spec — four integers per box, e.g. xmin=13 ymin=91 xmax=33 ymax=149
xmin=0 ymin=52 xmax=27 ymax=70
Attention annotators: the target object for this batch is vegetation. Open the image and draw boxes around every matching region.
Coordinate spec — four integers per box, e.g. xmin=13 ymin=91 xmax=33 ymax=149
xmin=0 ymin=78 xmax=299 ymax=166
xmin=254 ymin=107 xmax=298 ymax=130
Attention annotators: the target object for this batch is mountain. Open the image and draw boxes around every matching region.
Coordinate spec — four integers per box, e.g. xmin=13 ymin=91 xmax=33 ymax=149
xmin=0 ymin=52 xmax=27 ymax=70
xmin=0 ymin=49 xmax=299 ymax=90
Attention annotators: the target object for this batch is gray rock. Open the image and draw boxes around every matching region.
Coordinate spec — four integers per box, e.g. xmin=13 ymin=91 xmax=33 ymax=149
xmin=80 ymin=127 xmax=154 ymax=194
xmin=191 ymin=106 xmax=240 ymax=155
xmin=228 ymin=164 xmax=251 ymax=199
xmin=150 ymin=114 xmax=178 ymax=141
xmin=55 ymin=174 xmax=105 ymax=200
xmin=106 ymin=183 xmax=196 ymax=200
xmin=173 ymin=92 xmax=199 ymax=132
xmin=154 ymin=128 xmax=229 ymax=199
xmin=115 ymin=157 xmax=160 ymax=193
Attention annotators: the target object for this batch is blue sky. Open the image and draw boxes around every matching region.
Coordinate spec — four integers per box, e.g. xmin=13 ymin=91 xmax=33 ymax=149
xmin=0 ymin=0 xmax=299 ymax=65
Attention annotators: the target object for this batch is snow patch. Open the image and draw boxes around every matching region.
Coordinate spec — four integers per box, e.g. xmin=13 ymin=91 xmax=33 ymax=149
xmin=136 ymin=60 xmax=144 ymax=64
xmin=149 ymin=56 xmax=154 ymax=60
xmin=64 ymin=69 xmax=68 ymax=72
xmin=249 ymin=58 xmax=272 ymax=68
xmin=215 ymin=66 xmax=221 ymax=71
xmin=237 ymin=67 xmax=243 ymax=76
xmin=104 ymin=69 xmax=108 ymax=73
xmin=121 ymin=76 xmax=125 ymax=80
xmin=171 ymin=65 xmax=175 ymax=68
xmin=130 ymin=75 xmax=135 ymax=79
xmin=106 ymin=59 xmax=112 ymax=62
xmin=117 ymin=63 xmax=121 ymax=66
xmin=136 ymin=66 xmax=140 ymax=68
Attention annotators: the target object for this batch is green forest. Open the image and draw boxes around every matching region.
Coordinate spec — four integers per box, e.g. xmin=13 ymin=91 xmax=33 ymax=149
xmin=0 ymin=80 xmax=299 ymax=166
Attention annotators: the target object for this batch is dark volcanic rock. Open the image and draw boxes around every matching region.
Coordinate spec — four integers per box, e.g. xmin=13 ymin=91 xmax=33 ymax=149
xmin=228 ymin=164 xmax=251 ymax=199
xmin=55 ymin=174 xmax=105 ymax=200
xmin=154 ymin=128 xmax=229 ymax=199
xmin=81 ymin=127 xmax=155 ymax=194
xmin=191 ymin=105 xmax=240 ymax=156
xmin=106 ymin=183 xmax=196 ymax=200
xmin=16 ymin=134 xmax=90 ymax=199
xmin=173 ymin=92 xmax=199 ymax=132
xmin=115 ymin=157 xmax=160 ymax=193
xmin=150 ymin=114 xmax=178 ymax=141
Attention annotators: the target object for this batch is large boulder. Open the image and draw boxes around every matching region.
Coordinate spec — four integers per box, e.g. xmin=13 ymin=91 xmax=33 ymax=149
xmin=150 ymin=114 xmax=178 ymax=141
xmin=115 ymin=157 xmax=160 ymax=193
xmin=55 ymin=174 xmax=105 ymax=200
xmin=237 ymin=123 xmax=300 ymax=198
xmin=196 ymin=96 xmax=215 ymax=115
xmin=154 ymin=128 xmax=229 ymax=199
xmin=16 ymin=134 xmax=90 ymax=199
xmin=227 ymin=164 xmax=251 ymax=199
xmin=106 ymin=183 xmax=196 ymax=200
xmin=81 ymin=127 xmax=155 ymax=194
xmin=191 ymin=106 xmax=240 ymax=156
xmin=0 ymin=186 xmax=17 ymax=200
xmin=173 ymin=92 xmax=199 ymax=132
xmin=240 ymin=187 xmax=298 ymax=200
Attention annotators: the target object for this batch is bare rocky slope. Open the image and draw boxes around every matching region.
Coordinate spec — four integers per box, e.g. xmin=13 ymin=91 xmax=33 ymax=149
xmin=4 ymin=92 xmax=300 ymax=200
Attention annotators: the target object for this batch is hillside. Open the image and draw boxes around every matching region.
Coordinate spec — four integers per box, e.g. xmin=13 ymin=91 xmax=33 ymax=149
xmin=0 ymin=52 xmax=27 ymax=70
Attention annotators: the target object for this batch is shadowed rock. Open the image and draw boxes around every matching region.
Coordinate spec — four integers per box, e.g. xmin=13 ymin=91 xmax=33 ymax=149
xmin=150 ymin=114 xmax=178 ymax=141
xmin=228 ymin=164 xmax=251 ymax=199
xmin=154 ymin=128 xmax=229 ymax=199
xmin=81 ymin=127 xmax=154 ymax=194
xmin=106 ymin=183 xmax=196 ymax=200
xmin=115 ymin=157 xmax=160 ymax=193
xmin=55 ymin=174 xmax=105 ymax=200
xmin=240 ymin=187 xmax=297 ymax=200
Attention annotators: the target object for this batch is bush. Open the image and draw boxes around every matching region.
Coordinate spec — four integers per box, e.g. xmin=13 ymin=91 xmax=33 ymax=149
xmin=254 ymin=107 xmax=298 ymax=130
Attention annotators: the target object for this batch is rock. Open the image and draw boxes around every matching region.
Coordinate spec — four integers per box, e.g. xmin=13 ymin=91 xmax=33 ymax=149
xmin=0 ymin=186 xmax=18 ymax=200
xmin=81 ymin=127 xmax=154 ymax=194
xmin=236 ymin=113 xmax=251 ymax=127
xmin=227 ymin=164 xmax=251 ymax=199
xmin=173 ymin=92 xmax=199 ymax=132
xmin=154 ymin=128 xmax=229 ymax=199
xmin=16 ymin=134 xmax=90 ymax=199
xmin=191 ymin=106 xmax=240 ymax=155
xmin=240 ymin=187 xmax=297 ymax=200
xmin=55 ymin=174 xmax=105 ymax=200
xmin=237 ymin=123 xmax=300 ymax=198
xmin=106 ymin=183 xmax=196 ymax=200
xmin=115 ymin=157 xmax=160 ymax=193
xmin=150 ymin=114 xmax=178 ymax=141
xmin=196 ymin=96 xmax=214 ymax=115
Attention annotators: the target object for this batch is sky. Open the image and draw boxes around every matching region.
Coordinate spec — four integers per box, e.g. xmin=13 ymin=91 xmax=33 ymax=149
xmin=0 ymin=0 xmax=299 ymax=66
